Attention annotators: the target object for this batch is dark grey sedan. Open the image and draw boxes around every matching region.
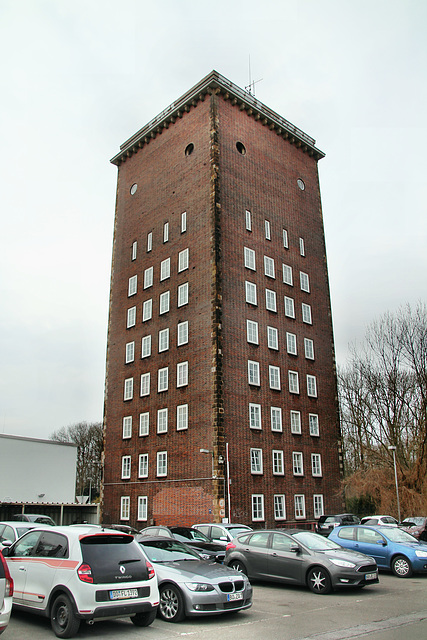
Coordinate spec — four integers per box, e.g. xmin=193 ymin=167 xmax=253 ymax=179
xmin=225 ymin=529 xmax=379 ymax=594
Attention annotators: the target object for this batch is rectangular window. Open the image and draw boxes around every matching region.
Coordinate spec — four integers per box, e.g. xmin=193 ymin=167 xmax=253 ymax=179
xmin=249 ymin=403 xmax=261 ymax=430
xmin=245 ymin=209 xmax=252 ymax=231
xmin=274 ymin=494 xmax=286 ymax=520
xmin=121 ymin=455 xmax=131 ymax=479
xmin=141 ymin=335 xmax=151 ymax=358
xmin=177 ymin=321 xmax=189 ymax=346
xmin=309 ymin=413 xmax=320 ymax=436
xmin=160 ymin=258 xmax=171 ymax=281
xmin=284 ymin=296 xmax=295 ymax=318
xmin=128 ymin=275 xmax=137 ymax=297
xmin=140 ymin=372 xmax=150 ymax=397
xmin=177 ymin=361 xmax=188 ymax=387
xmin=248 ymin=360 xmax=260 ymax=386
xmin=125 ymin=341 xmax=135 ymax=363
xmin=265 ymin=220 xmax=271 ymax=240
xmin=288 ymin=370 xmax=300 ymax=394
xmin=299 ymin=237 xmax=305 ymax=257
xmin=131 ymin=241 xmax=137 ymax=261
xmin=290 ymin=410 xmax=302 ymax=434
xmin=147 ymin=231 xmax=152 ymax=252
xmin=283 ymin=228 xmax=289 ymax=249
xmin=158 ymin=328 xmax=169 ymax=353
xmin=294 ymin=494 xmax=306 ymax=519
xmin=157 ymin=451 xmax=167 ymax=477
xmin=302 ymin=303 xmax=312 ymax=324
xmin=144 ymin=266 xmax=153 ymax=289
xmin=245 ymin=281 xmax=257 ymax=305
xmin=177 ymin=404 xmax=188 ymax=430
xmin=138 ymin=453 xmax=148 ymax=478
xmin=158 ymin=367 xmax=168 ymax=392
xmin=244 ymin=247 xmax=256 ymax=270
xmin=282 ymin=264 xmax=293 ymax=286
xmin=159 ymin=291 xmax=170 ymax=315
xmin=124 ymin=378 xmax=133 ymax=401
xmin=163 ymin=221 xmax=169 ymax=243
xmin=307 ymin=375 xmax=318 ymax=397
xmin=271 ymin=407 xmax=283 ymax=432
xmin=250 ymin=448 xmax=263 ymax=474
xmin=246 ymin=319 xmax=259 ymax=344
xmin=269 ymin=365 xmax=281 ymax=390
xmin=286 ymin=332 xmax=297 ymax=355
xmin=312 ymin=453 xmax=322 ymax=476
xmin=143 ymin=299 xmax=152 ymax=322
xmin=304 ymin=338 xmax=314 ymax=360
xmin=122 ymin=416 xmax=132 ymax=439
xmin=178 ymin=248 xmax=189 ymax=272
xmin=139 ymin=412 xmax=149 ymax=436
xmin=313 ymin=494 xmax=324 ymax=518
xmin=120 ymin=496 xmax=130 ymax=520
xmin=157 ymin=408 xmax=168 ymax=433
xmin=127 ymin=306 xmax=136 ymax=328
xmin=272 ymin=450 xmax=284 ymax=475
xmin=181 ymin=211 xmax=187 ymax=233
xmin=252 ymin=494 xmax=265 ymax=521
xmin=292 ymin=452 xmax=304 ymax=476
xmin=264 ymin=255 xmax=275 ymax=278
xmin=178 ymin=282 xmax=189 ymax=307
xmin=300 ymin=271 xmax=310 ymax=293
xmin=265 ymin=289 xmax=277 ymax=312
xmin=267 ymin=326 xmax=278 ymax=350
xmin=138 ymin=496 xmax=148 ymax=521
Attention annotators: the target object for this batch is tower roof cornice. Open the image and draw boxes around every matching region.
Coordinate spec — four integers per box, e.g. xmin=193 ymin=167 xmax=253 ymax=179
xmin=110 ymin=70 xmax=325 ymax=166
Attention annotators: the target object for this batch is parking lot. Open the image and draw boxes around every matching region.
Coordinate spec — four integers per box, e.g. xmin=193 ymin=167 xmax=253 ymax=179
xmin=6 ymin=573 xmax=427 ymax=640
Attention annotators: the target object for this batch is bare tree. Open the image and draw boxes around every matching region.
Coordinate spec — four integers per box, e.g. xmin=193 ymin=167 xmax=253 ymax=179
xmin=50 ymin=422 xmax=103 ymax=500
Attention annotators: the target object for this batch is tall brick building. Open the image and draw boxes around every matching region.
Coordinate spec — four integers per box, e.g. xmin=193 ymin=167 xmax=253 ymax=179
xmin=102 ymin=71 xmax=343 ymax=529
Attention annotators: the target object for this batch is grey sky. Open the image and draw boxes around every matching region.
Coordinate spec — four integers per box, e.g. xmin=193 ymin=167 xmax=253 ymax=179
xmin=1 ymin=0 xmax=426 ymax=439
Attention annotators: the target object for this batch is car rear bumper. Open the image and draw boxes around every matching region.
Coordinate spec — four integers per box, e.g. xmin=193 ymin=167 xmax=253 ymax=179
xmin=78 ymin=601 xmax=157 ymax=621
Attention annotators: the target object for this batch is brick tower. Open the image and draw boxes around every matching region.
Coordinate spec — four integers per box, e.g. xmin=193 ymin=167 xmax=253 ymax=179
xmin=102 ymin=71 xmax=343 ymax=529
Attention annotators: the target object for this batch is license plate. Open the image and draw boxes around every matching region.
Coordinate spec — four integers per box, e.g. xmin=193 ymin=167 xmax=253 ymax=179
xmin=365 ymin=572 xmax=377 ymax=581
xmin=110 ymin=589 xmax=139 ymax=600
xmin=227 ymin=592 xmax=243 ymax=601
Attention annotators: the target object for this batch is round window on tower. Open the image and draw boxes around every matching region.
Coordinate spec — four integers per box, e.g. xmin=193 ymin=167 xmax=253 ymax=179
xmin=236 ymin=141 xmax=246 ymax=155
xmin=130 ymin=183 xmax=138 ymax=196
xmin=185 ymin=143 xmax=194 ymax=156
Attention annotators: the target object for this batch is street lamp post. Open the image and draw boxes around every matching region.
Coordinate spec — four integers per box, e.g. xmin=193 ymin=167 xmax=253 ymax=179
xmin=388 ymin=446 xmax=401 ymax=523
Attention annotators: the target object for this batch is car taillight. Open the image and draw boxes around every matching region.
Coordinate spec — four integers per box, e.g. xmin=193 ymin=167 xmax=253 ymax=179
xmin=0 ymin=553 xmax=13 ymax=597
xmin=146 ymin=560 xmax=155 ymax=580
xmin=226 ymin=542 xmax=236 ymax=551
xmin=77 ymin=563 xmax=94 ymax=583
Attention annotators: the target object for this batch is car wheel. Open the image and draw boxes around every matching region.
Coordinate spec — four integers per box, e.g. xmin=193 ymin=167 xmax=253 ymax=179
xmin=228 ymin=559 xmax=248 ymax=575
xmin=307 ymin=566 xmax=332 ymax=595
xmin=50 ymin=593 xmax=81 ymax=638
xmin=159 ymin=584 xmax=186 ymax=622
xmin=131 ymin=608 xmax=157 ymax=626
xmin=391 ymin=555 xmax=413 ymax=578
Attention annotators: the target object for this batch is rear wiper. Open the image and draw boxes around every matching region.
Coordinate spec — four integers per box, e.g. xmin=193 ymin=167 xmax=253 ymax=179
xmin=119 ymin=558 xmax=142 ymax=564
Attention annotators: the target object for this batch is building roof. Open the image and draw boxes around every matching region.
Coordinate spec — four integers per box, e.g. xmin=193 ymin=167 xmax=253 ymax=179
xmin=110 ymin=70 xmax=325 ymax=166
xmin=0 ymin=433 xmax=77 ymax=448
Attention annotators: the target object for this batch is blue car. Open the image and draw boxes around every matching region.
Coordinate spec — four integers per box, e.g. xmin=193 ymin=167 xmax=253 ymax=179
xmin=329 ymin=524 xmax=427 ymax=577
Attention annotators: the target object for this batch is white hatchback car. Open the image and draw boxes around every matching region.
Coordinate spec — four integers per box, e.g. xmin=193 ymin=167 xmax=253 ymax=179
xmin=0 ymin=550 xmax=13 ymax=636
xmin=2 ymin=526 xmax=159 ymax=638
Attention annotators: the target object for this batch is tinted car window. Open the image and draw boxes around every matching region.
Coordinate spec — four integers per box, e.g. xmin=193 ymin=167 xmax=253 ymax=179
xmin=81 ymin=534 xmax=148 ymax=584
xmin=12 ymin=531 xmax=42 ymax=556
xmin=248 ymin=532 xmax=270 ymax=548
xmin=34 ymin=532 xmax=68 ymax=558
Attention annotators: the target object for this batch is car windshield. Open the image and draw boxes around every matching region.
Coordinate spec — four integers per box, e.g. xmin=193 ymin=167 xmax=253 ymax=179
xmin=227 ymin=527 xmax=251 ymax=536
xmin=140 ymin=539 xmax=202 ymax=562
xmin=173 ymin=528 xmax=211 ymax=542
xmin=383 ymin=528 xmax=420 ymax=543
xmin=293 ymin=531 xmax=341 ymax=550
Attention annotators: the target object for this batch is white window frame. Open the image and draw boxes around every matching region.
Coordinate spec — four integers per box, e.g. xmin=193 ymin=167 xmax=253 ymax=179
xmin=292 ymin=452 xmax=304 ymax=476
xmin=158 ymin=328 xmax=169 ymax=353
xmin=122 ymin=416 xmax=132 ymax=439
xmin=288 ymin=370 xmax=300 ymax=394
xmin=157 ymin=407 xmax=168 ymax=433
xmin=181 ymin=211 xmax=187 ymax=233
xmin=244 ymin=247 xmax=256 ymax=270
xmin=156 ymin=451 xmax=167 ymax=477
xmin=139 ymin=412 xmax=149 ymax=436
xmin=147 ymin=231 xmax=152 ymax=252
xmin=125 ymin=341 xmax=135 ymax=363
xmin=246 ymin=319 xmax=259 ymax=344
xmin=264 ymin=255 xmax=275 ymax=278
xmin=269 ymin=365 xmax=281 ymax=390
xmin=159 ymin=291 xmax=170 ymax=315
xmin=131 ymin=241 xmax=137 ymax=261
xmin=284 ymin=296 xmax=295 ymax=318
xmin=307 ymin=374 xmax=318 ymax=397
xmin=313 ymin=494 xmax=324 ymax=519
xmin=128 ymin=275 xmax=137 ymax=297
xmin=267 ymin=326 xmax=278 ymax=350
xmin=158 ymin=367 xmax=169 ymax=392
xmin=274 ymin=494 xmax=286 ymax=520
xmin=245 ymin=209 xmax=252 ymax=231
xmin=178 ymin=282 xmax=189 ymax=307
xmin=177 ymin=321 xmax=189 ymax=346
xmin=286 ymin=332 xmax=297 ymax=355
xmin=312 ymin=453 xmax=322 ymax=477
xmin=249 ymin=403 xmax=261 ymax=430
xmin=138 ymin=496 xmax=148 ymax=521
xmin=177 ymin=404 xmax=188 ymax=430
xmin=178 ymin=248 xmax=189 ymax=272
xmin=248 ymin=360 xmax=260 ymax=386
xmin=271 ymin=406 xmax=283 ymax=432
xmin=265 ymin=288 xmax=277 ymax=312
xmin=142 ymin=299 xmax=152 ymax=322
xmin=245 ymin=281 xmax=257 ymax=306
xmin=144 ymin=266 xmax=153 ymax=289
xmin=265 ymin=220 xmax=271 ymax=240
xmin=177 ymin=361 xmax=188 ymax=387
xmin=299 ymin=237 xmax=305 ymax=257
xmin=140 ymin=372 xmax=150 ymax=397
xmin=283 ymin=228 xmax=289 ymax=249
xmin=282 ymin=264 xmax=293 ymax=286
xmin=121 ymin=455 xmax=131 ymax=479
xmin=294 ymin=494 xmax=306 ymax=519
xmin=304 ymin=338 xmax=315 ymax=360
xmin=127 ymin=306 xmax=136 ymax=328
xmin=160 ymin=258 xmax=170 ymax=281
xmin=120 ymin=496 xmax=130 ymax=520
xmin=141 ymin=335 xmax=151 ymax=358
xmin=250 ymin=448 xmax=263 ymax=474
xmin=290 ymin=410 xmax=302 ymax=434
xmin=272 ymin=450 xmax=284 ymax=475
xmin=300 ymin=271 xmax=310 ymax=293
xmin=124 ymin=378 xmax=133 ymax=401
xmin=252 ymin=494 xmax=265 ymax=521
xmin=302 ymin=303 xmax=312 ymax=325
xmin=138 ymin=453 xmax=148 ymax=478
xmin=163 ymin=221 xmax=169 ymax=243
xmin=309 ymin=413 xmax=320 ymax=437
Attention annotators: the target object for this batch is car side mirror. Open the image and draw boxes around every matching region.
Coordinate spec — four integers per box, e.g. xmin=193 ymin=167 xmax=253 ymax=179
xmin=219 ymin=536 xmax=228 ymax=541
xmin=376 ymin=539 xmax=387 ymax=546
xmin=290 ymin=544 xmax=300 ymax=553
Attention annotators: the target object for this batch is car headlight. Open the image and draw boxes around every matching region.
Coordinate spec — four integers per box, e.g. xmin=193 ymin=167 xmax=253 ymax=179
xmin=415 ymin=550 xmax=427 ymax=558
xmin=329 ymin=558 xmax=356 ymax=568
xmin=185 ymin=582 xmax=215 ymax=592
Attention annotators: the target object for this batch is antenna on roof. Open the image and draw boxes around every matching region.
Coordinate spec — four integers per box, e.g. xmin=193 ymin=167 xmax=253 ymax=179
xmin=245 ymin=55 xmax=263 ymax=96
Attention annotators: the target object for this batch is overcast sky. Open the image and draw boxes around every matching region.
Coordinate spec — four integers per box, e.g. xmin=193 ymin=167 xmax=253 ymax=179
xmin=1 ymin=0 xmax=426 ymax=439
